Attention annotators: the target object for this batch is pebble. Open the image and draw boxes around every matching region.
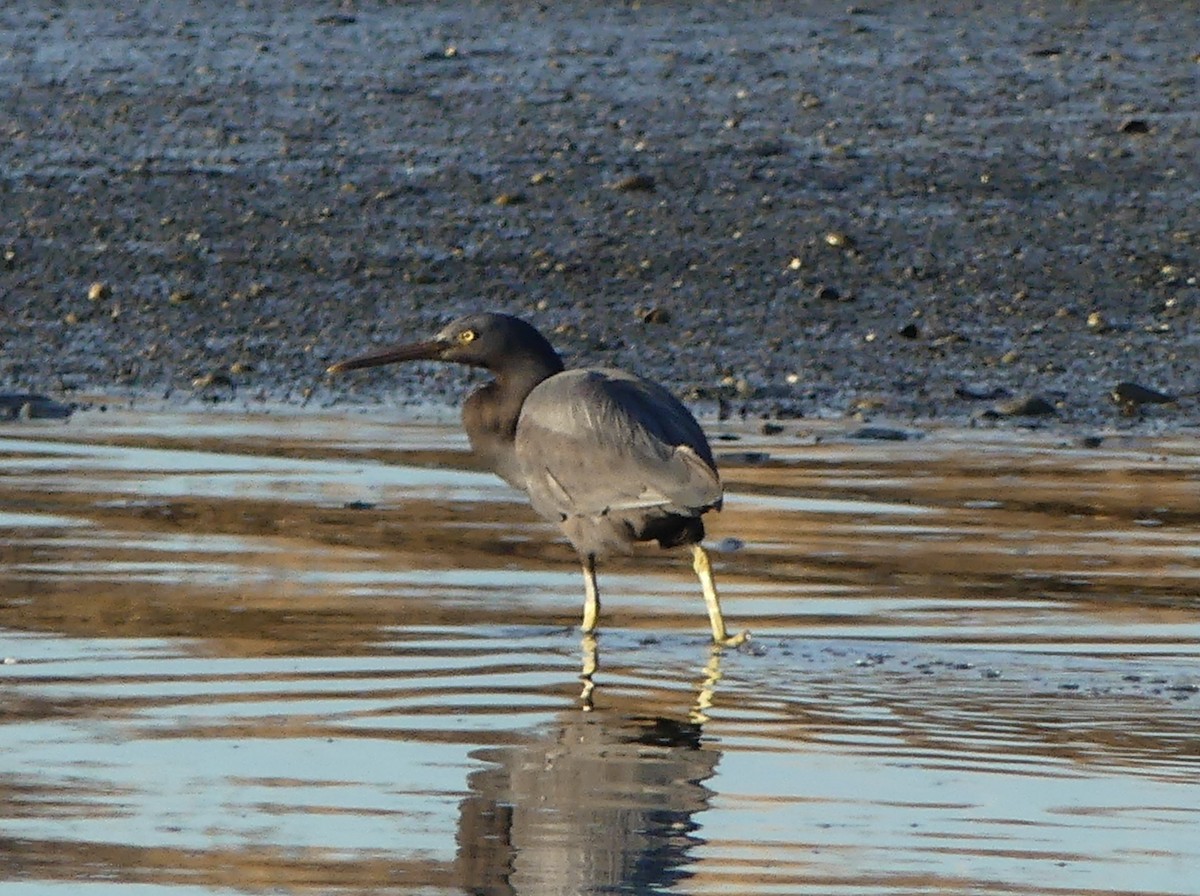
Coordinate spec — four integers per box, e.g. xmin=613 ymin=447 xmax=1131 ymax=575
xmin=955 ymin=384 xmax=1010 ymax=401
xmin=610 ymin=174 xmax=656 ymax=192
xmin=719 ymin=451 xmax=771 ymax=465
xmin=87 ymin=281 xmax=111 ymax=301
xmin=192 ymin=372 xmax=234 ymax=390
xmin=1111 ymin=381 xmax=1177 ymax=413
xmin=1 ymin=393 xmax=73 ymax=420
xmin=847 ymin=426 xmax=916 ymax=441
xmin=986 ymin=395 xmax=1057 ymax=418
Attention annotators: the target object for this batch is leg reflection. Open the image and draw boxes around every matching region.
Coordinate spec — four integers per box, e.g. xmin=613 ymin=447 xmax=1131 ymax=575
xmin=689 ymin=647 xmax=725 ymax=724
xmin=578 ymin=635 xmax=727 ymax=724
xmin=579 ymin=633 xmax=598 ymax=712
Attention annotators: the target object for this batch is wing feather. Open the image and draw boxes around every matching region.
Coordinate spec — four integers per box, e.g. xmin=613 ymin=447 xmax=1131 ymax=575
xmin=514 ymin=368 xmax=721 ymax=527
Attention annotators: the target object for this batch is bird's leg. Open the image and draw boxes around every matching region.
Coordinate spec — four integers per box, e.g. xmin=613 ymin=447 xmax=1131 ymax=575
xmin=691 ymin=544 xmax=750 ymax=647
xmin=580 ymin=553 xmax=601 ymax=634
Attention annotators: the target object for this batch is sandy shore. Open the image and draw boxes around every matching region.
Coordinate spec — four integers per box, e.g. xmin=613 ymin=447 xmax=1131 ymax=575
xmin=2 ymin=0 xmax=1197 ymax=428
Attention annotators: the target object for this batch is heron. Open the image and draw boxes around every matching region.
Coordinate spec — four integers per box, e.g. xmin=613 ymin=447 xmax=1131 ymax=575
xmin=327 ymin=312 xmax=748 ymax=646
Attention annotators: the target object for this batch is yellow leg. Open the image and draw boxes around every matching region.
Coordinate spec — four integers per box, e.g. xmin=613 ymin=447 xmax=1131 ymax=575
xmin=580 ymin=553 xmax=600 ymax=634
xmin=691 ymin=544 xmax=749 ymax=647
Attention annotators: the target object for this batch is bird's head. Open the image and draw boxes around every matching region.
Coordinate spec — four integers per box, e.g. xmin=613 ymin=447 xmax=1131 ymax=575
xmin=327 ymin=312 xmax=565 ymax=377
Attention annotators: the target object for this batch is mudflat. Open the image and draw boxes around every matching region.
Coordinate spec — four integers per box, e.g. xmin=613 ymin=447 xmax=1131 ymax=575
xmin=2 ymin=1 xmax=1197 ymax=426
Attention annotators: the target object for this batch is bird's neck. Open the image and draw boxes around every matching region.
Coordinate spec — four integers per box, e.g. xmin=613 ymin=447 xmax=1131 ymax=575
xmin=492 ymin=353 xmax=562 ymax=407
xmin=463 ymin=354 xmax=563 ymax=487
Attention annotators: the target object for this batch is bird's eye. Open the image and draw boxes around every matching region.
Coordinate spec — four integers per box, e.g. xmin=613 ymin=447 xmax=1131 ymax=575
xmin=458 ymin=329 xmax=477 ymax=344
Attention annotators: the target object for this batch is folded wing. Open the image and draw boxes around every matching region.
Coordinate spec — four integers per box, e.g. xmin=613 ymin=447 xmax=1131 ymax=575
xmin=514 ymin=368 xmax=721 ymax=555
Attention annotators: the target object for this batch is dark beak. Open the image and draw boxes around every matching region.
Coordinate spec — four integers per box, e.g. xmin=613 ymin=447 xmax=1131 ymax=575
xmin=327 ymin=339 xmax=450 ymax=374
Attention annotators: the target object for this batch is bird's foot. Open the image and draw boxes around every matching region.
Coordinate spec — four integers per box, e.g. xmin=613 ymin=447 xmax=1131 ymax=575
xmin=714 ymin=629 xmax=751 ymax=648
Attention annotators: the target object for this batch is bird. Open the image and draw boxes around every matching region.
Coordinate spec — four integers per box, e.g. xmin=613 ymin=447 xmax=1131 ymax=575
xmin=327 ymin=312 xmax=748 ymax=646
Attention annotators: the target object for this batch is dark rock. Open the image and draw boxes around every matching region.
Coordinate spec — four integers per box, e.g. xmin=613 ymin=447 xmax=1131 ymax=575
xmin=719 ymin=450 xmax=771 ymax=465
xmin=759 ymin=422 xmax=784 ymax=435
xmin=897 ymin=322 xmax=921 ymax=339
xmin=1111 ymin=381 xmax=1176 ymax=411
xmin=1119 ymin=118 xmax=1151 ymax=135
xmin=610 ymin=174 xmax=656 ymax=192
xmin=770 ymin=404 xmax=805 ymax=419
xmin=192 ymin=372 xmax=235 ymax=390
xmin=955 ymin=384 xmax=1010 ymax=401
xmin=0 ymin=393 xmax=74 ymax=421
xmin=985 ymin=395 xmax=1057 ymax=418
xmin=847 ymin=426 xmax=916 ymax=441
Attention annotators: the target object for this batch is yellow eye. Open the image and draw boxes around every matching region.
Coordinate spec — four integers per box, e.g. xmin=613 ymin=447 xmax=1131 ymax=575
xmin=458 ymin=329 xmax=477 ymax=344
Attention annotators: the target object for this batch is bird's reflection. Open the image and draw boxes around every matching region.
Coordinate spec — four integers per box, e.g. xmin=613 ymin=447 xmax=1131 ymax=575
xmin=579 ymin=634 xmax=727 ymax=723
xmin=456 ymin=642 xmax=728 ymax=895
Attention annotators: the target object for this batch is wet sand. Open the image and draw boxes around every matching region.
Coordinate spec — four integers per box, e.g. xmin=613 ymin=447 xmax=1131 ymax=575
xmin=1 ymin=407 xmax=1197 ymax=894
xmin=1 ymin=0 xmax=1198 ymax=426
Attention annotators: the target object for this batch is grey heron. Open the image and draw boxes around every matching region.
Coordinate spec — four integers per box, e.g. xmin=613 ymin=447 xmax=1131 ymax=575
xmin=328 ymin=312 xmax=747 ymax=646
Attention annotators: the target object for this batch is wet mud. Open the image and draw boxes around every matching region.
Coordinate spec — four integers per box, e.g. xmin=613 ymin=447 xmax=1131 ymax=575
xmin=1 ymin=0 xmax=1198 ymax=426
xmin=1 ymin=408 xmax=1198 ymax=894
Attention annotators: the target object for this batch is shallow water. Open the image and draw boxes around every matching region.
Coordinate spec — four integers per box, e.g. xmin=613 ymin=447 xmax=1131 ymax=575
xmin=1 ymin=408 xmax=1198 ymax=895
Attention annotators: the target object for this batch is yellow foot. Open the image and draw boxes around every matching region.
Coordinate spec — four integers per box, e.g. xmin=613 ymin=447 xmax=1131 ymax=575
xmin=714 ymin=629 xmax=751 ymax=648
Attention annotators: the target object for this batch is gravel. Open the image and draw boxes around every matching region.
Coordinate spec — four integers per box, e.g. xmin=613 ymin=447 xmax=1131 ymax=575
xmin=2 ymin=0 xmax=1197 ymax=429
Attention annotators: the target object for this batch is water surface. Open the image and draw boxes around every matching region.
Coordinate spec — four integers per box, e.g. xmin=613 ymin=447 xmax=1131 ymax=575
xmin=2 ymin=409 xmax=1198 ymax=895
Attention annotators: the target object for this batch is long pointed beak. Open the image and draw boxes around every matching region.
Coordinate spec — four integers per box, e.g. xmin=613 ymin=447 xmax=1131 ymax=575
xmin=326 ymin=339 xmax=450 ymax=374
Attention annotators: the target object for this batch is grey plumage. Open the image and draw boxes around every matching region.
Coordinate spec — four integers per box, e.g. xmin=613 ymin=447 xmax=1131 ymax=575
xmin=328 ymin=312 xmax=747 ymax=645
xmin=517 ymin=368 xmax=722 ymax=559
